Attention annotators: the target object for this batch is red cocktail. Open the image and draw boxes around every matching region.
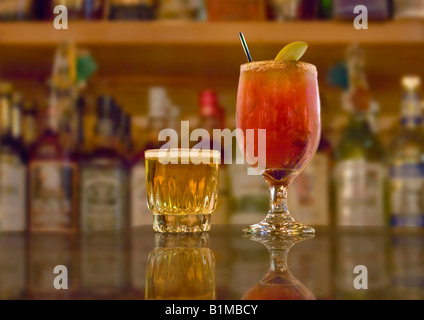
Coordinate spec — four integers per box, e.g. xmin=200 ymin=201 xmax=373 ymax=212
xmin=236 ymin=60 xmax=321 ymax=235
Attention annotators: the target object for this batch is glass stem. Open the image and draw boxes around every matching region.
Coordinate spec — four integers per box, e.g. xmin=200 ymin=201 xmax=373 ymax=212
xmin=263 ymin=183 xmax=296 ymax=225
xmin=268 ymin=184 xmax=290 ymax=214
xmin=269 ymin=249 xmax=289 ymax=273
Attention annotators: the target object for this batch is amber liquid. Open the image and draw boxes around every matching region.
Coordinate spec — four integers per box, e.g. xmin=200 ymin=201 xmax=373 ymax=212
xmin=145 ymin=150 xmax=220 ymax=232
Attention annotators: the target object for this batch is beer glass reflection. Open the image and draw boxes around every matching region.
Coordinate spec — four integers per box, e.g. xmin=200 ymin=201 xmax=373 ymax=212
xmin=145 ymin=233 xmax=216 ymax=300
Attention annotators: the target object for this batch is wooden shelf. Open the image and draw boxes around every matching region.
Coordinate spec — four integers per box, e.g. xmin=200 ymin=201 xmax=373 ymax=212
xmin=0 ymin=21 xmax=423 ymax=46
xmin=0 ymin=21 xmax=421 ymax=136
xmin=0 ymin=21 xmax=423 ymax=90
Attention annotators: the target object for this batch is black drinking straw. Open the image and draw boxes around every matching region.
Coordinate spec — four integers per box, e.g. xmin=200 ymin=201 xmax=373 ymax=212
xmin=239 ymin=32 xmax=253 ymax=63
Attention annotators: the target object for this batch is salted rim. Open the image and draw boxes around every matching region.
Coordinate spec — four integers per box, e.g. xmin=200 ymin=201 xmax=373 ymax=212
xmin=241 ymin=60 xmax=317 ymax=75
xmin=145 ymin=148 xmax=221 ymax=161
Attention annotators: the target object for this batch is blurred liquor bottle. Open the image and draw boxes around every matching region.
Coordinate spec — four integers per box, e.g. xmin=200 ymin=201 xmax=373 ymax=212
xmin=333 ymin=44 xmax=387 ymax=226
xmin=28 ymin=93 xmax=79 ymax=233
xmin=27 ymin=41 xmax=81 ymax=233
xmin=62 ymin=0 xmax=106 ymax=20
xmin=22 ymin=101 xmax=39 ymax=152
xmin=266 ymin=0 xmax=298 ymax=20
xmin=289 ymin=132 xmax=332 ymax=226
xmin=108 ymin=0 xmax=157 ymax=20
xmin=318 ymin=0 xmax=333 ymax=19
xmin=80 ymin=96 xmax=129 ymax=231
xmin=195 ymin=90 xmax=230 ymax=225
xmin=388 ymin=76 xmax=424 ymax=227
xmin=74 ymin=96 xmax=86 ymax=154
xmin=297 ymin=0 xmax=319 ymax=20
xmin=0 ymin=84 xmax=27 ymax=232
xmin=130 ymin=87 xmax=171 ymax=227
xmin=117 ymin=107 xmax=134 ymax=160
xmin=33 ymin=0 xmax=106 ymax=20
xmin=333 ymin=0 xmax=390 ymax=20
xmin=229 ymin=144 xmax=269 ymax=225
xmin=157 ymin=0 xmax=206 ymax=20
xmin=393 ymin=0 xmax=424 ymax=19
xmin=50 ymin=42 xmax=80 ymax=151
xmin=267 ymin=0 xmax=329 ymax=21
xmin=32 ymin=0 xmax=51 ymax=20
xmin=0 ymin=0 xmax=34 ymax=21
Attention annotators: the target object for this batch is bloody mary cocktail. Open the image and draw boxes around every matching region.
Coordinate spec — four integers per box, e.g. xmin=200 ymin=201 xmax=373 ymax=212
xmin=236 ymin=60 xmax=321 ymax=235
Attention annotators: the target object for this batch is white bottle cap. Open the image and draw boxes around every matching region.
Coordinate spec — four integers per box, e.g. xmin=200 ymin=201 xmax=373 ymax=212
xmin=402 ymin=76 xmax=421 ymax=92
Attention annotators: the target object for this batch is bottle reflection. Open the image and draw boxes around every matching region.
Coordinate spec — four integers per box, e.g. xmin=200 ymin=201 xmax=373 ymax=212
xmin=390 ymin=231 xmax=424 ymax=300
xmin=242 ymin=234 xmax=316 ymax=300
xmin=27 ymin=234 xmax=78 ymax=300
xmin=79 ymin=231 xmax=130 ymax=299
xmin=0 ymin=233 xmax=26 ymax=300
xmin=334 ymin=229 xmax=390 ymax=300
xmin=145 ymin=233 xmax=216 ymax=300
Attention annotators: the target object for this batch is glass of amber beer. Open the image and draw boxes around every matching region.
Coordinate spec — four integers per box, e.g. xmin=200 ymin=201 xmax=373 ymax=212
xmin=145 ymin=149 xmax=220 ymax=233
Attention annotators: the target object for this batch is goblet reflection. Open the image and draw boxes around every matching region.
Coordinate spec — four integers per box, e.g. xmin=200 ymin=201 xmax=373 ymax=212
xmin=145 ymin=233 xmax=216 ymax=300
xmin=242 ymin=233 xmax=315 ymax=300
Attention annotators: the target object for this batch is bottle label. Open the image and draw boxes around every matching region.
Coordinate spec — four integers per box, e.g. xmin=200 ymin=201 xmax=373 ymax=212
xmin=131 ymin=164 xmax=151 ymax=226
xmin=229 ymin=161 xmax=269 ymax=223
xmin=289 ymin=153 xmax=330 ymax=225
xmin=29 ymin=162 xmax=77 ymax=231
xmin=334 ymin=160 xmax=385 ymax=226
xmin=81 ymin=167 xmax=127 ymax=231
xmin=230 ymin=162 xmax=268 ymax=199
xmin=0 ymin=155 xmax=26 ymax=231
xmin=390 ymin=163 xmax=424 ymax=226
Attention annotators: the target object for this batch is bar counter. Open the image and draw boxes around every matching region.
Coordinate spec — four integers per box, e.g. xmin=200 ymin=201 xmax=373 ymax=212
xmin=0 ymin=225 xmax=423 ymax=300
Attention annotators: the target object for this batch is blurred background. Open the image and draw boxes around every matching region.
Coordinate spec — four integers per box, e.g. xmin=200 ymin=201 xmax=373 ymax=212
xmin=1 ymin=0 xmax=424 ymax=231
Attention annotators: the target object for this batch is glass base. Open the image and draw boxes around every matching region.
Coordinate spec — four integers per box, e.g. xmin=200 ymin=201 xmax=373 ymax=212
xmin=153 ymin=214 xmax=211 ymax=233
xmin=242 ymin=213 xmax=315 ymax=236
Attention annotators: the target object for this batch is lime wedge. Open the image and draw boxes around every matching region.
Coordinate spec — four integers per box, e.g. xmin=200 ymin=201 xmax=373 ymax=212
xmin=275 ymin=42 xmax=309 ymax=61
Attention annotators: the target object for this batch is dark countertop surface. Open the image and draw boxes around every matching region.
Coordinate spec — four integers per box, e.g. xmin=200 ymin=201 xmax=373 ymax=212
xmin=1 ymin=225 xmax=423 ymax=300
